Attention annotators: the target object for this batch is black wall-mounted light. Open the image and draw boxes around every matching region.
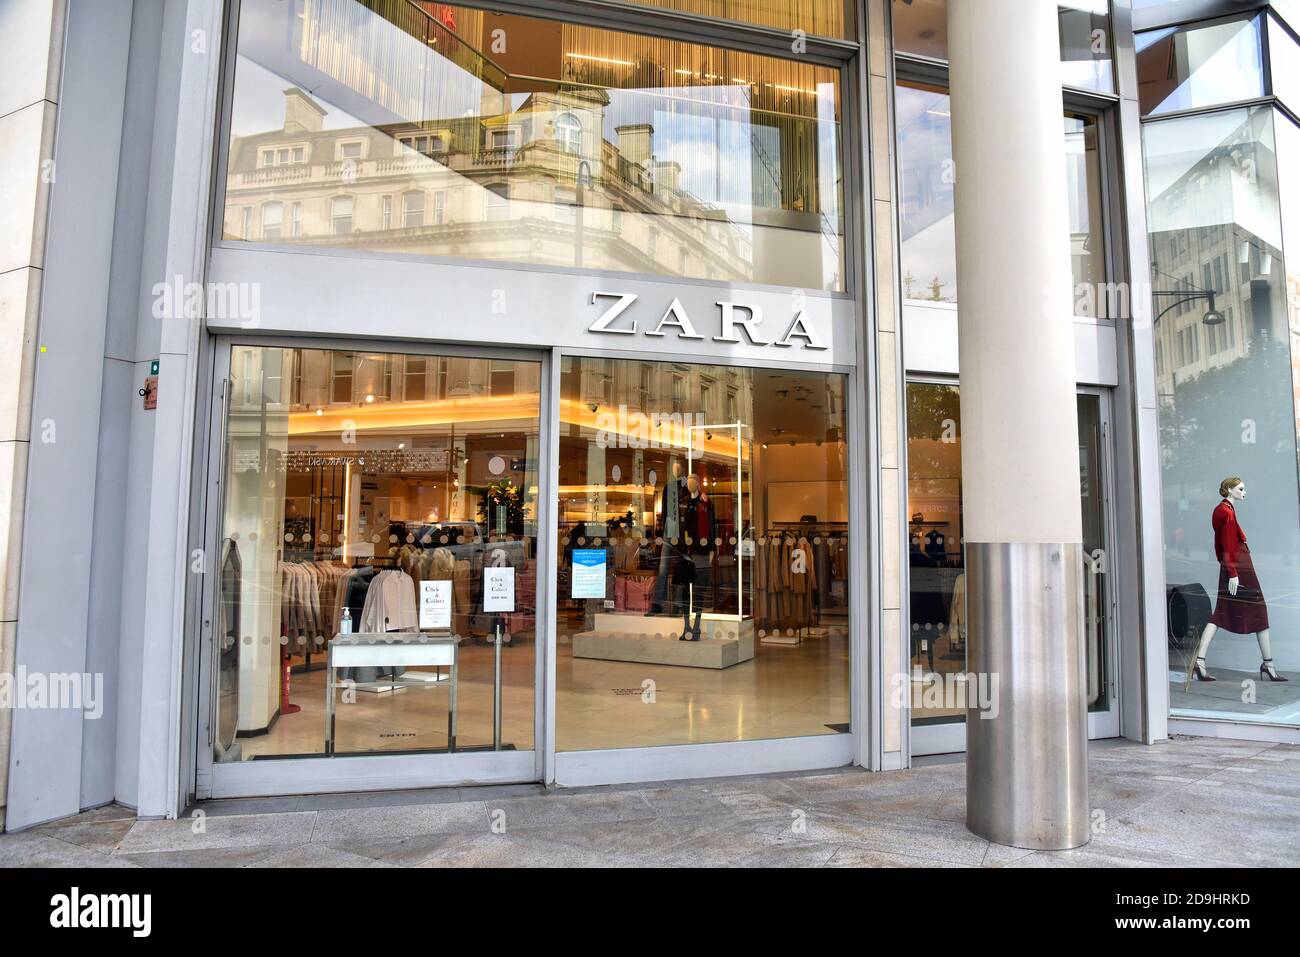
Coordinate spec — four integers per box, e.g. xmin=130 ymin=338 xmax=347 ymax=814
xmin=1152 ymin=288 xmax=1223 ymax=326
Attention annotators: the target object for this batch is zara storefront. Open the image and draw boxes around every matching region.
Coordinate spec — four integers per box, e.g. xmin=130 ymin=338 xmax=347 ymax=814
xmin=191 ymin=0 xmax=871 ymax=799
xmin=6 ymin=0 xmax=1183 ymax=829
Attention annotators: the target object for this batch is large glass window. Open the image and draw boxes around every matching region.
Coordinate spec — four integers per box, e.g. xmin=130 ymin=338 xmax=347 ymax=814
xmin=905 ymin=383 xmax=1112 ymax=725
xmin=1136 ymin=15 xmax=1264 ymax=117
xmin=891 ymin=1 xmax=1115 ymax=94
xmin=1148 ymin=106 xmax=1300 ymax=713
xmin=222 ymin=0 xmax=845 ymax=290
xmin=214 ymin=345 xmax=540 ymax=761
xmin=555 ymin=357 xmax=850 ymax=751
xmin=894 ymin=81 xmax=1107 ymax=315
xmin=1267 ymin=13 xmax=1300 ymax=116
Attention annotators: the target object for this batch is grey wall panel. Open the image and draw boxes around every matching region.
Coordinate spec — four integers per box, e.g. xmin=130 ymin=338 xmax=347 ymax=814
xmin=112 ymin=360 xmax=158 ymax=807
xmin=80 ymin=356 xmax=133 ymax=809
xmin=81 ymin=0 xmax=168 ymax=812
xmin=6 ymin=0 xmax=133 ymax=830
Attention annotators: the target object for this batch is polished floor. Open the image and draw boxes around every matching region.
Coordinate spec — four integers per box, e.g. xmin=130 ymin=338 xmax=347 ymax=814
xmin=5 ymin=736 xmax=1298 ymax=867
xmin=237 ymin=621 xmax=850 ymax=760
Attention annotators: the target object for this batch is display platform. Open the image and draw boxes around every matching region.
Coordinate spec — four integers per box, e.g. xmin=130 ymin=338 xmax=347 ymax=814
xmin=572 ymin=613 xmax=755 ymax=669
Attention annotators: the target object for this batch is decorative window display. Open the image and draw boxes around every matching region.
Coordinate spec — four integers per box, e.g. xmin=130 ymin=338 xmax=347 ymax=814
xmin=1188 ymin=478 xmax=1287 ymax=683
xmin=1146 ymin=105 xmax=1300 ymax=718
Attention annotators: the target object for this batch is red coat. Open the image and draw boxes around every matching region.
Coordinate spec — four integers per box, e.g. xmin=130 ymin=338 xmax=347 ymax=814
xmin=1212 ymin=500 xmax=1247 ymax=576
xmin=1208 ymin=500 xmax=1269 ymax=633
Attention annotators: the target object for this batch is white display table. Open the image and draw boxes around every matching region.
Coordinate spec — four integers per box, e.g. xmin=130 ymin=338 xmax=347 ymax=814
xmin=324 ymin=633 xmax=458 ymax=754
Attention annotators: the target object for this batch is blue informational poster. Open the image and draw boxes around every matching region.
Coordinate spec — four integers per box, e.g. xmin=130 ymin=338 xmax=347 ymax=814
xmin=571 ymin=548 xmax=607 ymax=599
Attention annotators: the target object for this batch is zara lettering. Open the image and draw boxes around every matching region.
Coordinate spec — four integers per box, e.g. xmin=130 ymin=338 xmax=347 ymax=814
xmin=587 ymin=291 xmax=828 ymax=350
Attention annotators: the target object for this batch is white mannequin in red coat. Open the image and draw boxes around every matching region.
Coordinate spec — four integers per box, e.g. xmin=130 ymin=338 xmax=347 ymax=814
xmin=1193 ymin=480 xmax=1284 ymax=682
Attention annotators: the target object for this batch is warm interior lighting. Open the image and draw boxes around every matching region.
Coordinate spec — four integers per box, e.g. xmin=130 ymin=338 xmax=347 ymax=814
xmin=290 ymin=395 xmax=753 ymax=457
xmin=565 ymin=52 xmax=633 ymax=66
xmin=287 ymin=394 xmax=540 ymax=434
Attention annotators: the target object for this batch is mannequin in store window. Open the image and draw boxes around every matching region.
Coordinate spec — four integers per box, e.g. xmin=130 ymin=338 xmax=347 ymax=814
xmin=1193 ymin=477 xmax=1287 ymax=682
xmin=677 ymin=472 xmax=716 ymax=641
xmin=650 ymin=458 xmax=688 ymax=614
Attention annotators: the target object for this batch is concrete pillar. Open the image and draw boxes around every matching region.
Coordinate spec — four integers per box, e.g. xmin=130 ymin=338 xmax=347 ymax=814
xmin=948 ymin=0 xmax=1089 ymax=849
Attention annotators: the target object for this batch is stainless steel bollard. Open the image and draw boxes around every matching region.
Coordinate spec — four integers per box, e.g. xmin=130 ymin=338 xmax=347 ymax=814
xmin=965 ymin=542 xmax=1090 ymax=850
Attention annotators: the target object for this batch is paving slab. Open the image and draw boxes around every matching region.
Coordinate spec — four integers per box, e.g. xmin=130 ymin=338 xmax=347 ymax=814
xmin=2 ymin=735 xmax=1297 ymax=867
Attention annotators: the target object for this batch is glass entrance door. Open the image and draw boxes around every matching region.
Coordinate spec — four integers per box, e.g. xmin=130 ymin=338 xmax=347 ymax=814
xmin=906 ymin=383 xmax=1120 ymax=755
xmin=197 ymin=342 xmax=545 ymax=798
xmin=1077 ymin=391 xmax=1118 ymax=735
xmin=551 ymin=356 xmax=853 ymax=768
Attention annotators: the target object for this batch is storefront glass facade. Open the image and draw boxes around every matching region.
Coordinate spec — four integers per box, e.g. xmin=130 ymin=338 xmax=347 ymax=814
xmin=216 ymin=345 xmax=541 ymax=760
xmin=222 ymin=0 xmax=846 ymax=290
xmin=904 ymin=384 xmax=1113 ymax=726
xmin=1147 ymin=103 xmax=1300 ymax=722
xmin=893 ymin=5 xmax=1125 ymax=749
xmin=554 ymin=357 xmax=850 ymax=751
xmin=197 ymin=0 xmax=859 ymax=795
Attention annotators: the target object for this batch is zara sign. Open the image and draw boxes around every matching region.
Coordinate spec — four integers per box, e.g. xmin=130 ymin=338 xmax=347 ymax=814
xmin=586 ymin=291 xmax=828 ymax=350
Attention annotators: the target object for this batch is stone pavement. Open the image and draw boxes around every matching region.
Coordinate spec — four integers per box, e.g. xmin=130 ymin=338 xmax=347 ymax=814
xmin=2 ymin=736 xmax=1297 ymax=867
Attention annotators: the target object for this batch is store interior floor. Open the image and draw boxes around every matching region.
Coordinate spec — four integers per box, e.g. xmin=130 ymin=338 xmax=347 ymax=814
xmin=235 ymin=623 xmax=850 ymax=760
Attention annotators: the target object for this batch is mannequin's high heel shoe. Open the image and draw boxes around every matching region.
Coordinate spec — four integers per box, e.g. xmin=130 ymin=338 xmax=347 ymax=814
xmin=678 ymin=614 xmax=692 ymax=641
xmin=691 ymin=610 xmax=703 ymax=641
xmin=1192 ymin=657 xmax=1217 ymax=681
xmin=1260 ymin=659 xmax=1289 ymax=682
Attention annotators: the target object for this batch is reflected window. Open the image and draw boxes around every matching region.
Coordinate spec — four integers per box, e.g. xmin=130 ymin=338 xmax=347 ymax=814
xmin=895 ymin=82 xmax=1106 ymax=314
xmin=331 ymin=195 xmax=353 ymax=235
xmin=1065 ymin=113 xmax=1107 ymax=315
xmin=403 ymin=190 xmax=425 ymax=228
xmin=261 ymin=201 xmax=282 ymax=240
xmin=555 ymin=112 xmax=582 ymax=154
xmin=892 ymin=1 xmax=1114 ymax=93
xmin=221 ymin=0 xmax=845 ymax=290
xmin=1137 ymin=15 xmax=1264 ymax=116
xmin=486 ymin=183 xmax=509 ymax=222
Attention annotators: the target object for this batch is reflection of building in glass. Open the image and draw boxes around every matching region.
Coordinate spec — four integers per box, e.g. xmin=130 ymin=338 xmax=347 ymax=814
xmin=1147 ymin=110 xmax=1288 ymax=403
xmin=894 ymin=82 xmax=1103 ymax=309
xmin=1146 ymin=103 xmax=1300 ymax=692
xmin=224 ymin=87 xmax=756 ymax=280
xmin=223 ymin=0 xmax=843 ymax=288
